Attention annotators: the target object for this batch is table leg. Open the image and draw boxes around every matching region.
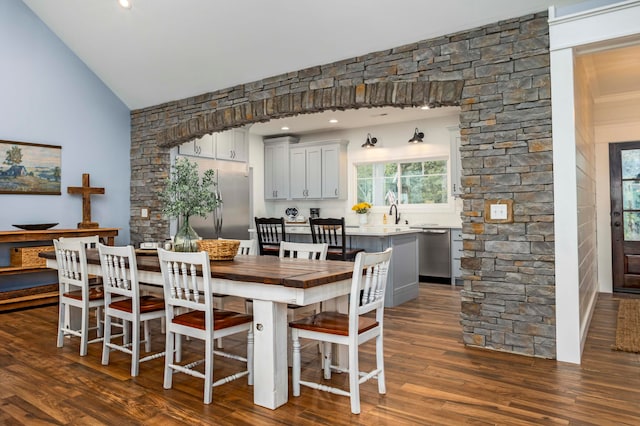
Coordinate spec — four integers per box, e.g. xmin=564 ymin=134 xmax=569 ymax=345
xmin=251 ymin=299 xmax=288 ymax=409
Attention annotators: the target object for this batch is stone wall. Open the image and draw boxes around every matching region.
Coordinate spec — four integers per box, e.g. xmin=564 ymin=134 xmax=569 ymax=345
xmin=130 ymin=11 xmax=555 ymax=358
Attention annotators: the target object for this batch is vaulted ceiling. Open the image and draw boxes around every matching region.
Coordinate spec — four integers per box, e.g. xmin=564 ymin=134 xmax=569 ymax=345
xmin=21 ymin=0 xmax=638 ymax=136
xmin=22 ymin=0 xmax=590 ymax=110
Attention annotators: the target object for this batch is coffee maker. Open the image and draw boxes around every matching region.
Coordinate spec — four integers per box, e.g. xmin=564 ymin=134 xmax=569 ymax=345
xmin=309 ymin=208 xmax=320 ymax=219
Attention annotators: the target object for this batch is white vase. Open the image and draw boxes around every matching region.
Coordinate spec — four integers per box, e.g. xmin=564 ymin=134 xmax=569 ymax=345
xmin=358 ymin=213 xmax=368 ymax=226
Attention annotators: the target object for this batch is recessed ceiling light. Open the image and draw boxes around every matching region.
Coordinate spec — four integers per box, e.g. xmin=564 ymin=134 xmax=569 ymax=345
xmin=420 ymin=105 xmax=430 ymax=110
xmin=118 ymin=0 xmax=132 ymax=9
xmin=281 ymin=126 xmax=289 ymax=131
xmin=329 ymin=119 xmax=338 ymax=124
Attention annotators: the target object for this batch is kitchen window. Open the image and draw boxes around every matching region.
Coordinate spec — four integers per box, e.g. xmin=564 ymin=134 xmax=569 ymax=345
xmin=356 ymin=158 xmax=448 ymax=206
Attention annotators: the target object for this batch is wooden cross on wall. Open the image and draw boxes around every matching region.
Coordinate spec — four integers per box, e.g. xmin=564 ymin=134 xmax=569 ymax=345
xmin=67 ymin=173 xmax=105 ymax=229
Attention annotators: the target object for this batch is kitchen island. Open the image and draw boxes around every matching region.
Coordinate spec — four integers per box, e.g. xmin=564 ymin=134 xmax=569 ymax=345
xmin=253 ymin=224 xmax=420 ymax=307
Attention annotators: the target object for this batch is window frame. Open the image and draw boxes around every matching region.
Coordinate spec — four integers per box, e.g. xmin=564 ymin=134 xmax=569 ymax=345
xmin=353 ymin=155 xmax=454 ymax=213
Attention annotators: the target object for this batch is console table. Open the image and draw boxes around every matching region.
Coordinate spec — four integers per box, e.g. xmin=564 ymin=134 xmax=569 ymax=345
xmin=0 ymin=228 xmax=119 ymax=311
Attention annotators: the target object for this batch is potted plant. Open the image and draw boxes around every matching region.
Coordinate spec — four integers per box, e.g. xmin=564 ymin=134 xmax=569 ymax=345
xmin=160 ymin=157 xmax=219 ymax=251
xmin=352 ymin=201 xmax=372 ymax=225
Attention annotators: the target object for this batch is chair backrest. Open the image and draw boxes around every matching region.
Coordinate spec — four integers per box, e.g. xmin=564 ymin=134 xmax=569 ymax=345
xmin=220 ymin=237 xmax=257 ymax=256
xmin=59 ymin=235 xmax=100 ymax=249
xmin=237 ymin=239 xmax=258 ymax=256
xmin=97 ymin=243 xmax=140 ymax=303
xmin=157 ymin=248 xmax=213 ymax=316
xmin=309 ymin=217 xmax=347 ymax=257
xmin=349 ymin=248 xmax=393 ymax=331
xmin=279 ymin=241 xmax=328 ymax=260
xmin=254 ymin=217 xmax=286 ymax=255
xmin=54 ymin=238 xmax=91 ymax=292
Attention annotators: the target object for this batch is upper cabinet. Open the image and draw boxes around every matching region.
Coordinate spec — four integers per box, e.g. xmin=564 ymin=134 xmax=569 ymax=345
xmin=179 ymin=128 xmax=247 ymax=162
xmin=216 ymin=128 xmax=247 ymax=162
xmin=289 ymin=140 xmax=348 ymax=200
xmin=449 ymin=127 xmax=462 ymax=197
xmin=264 ymin=136 xmax=298 ymax=200
xmin=263 ymin=138 xmax=348 ymax=201
xmin=179 ymin=134 xmax=215 ymax=158
xmin=290 ymin=145 xmax=322 ymax=199
xmin=321 ymin=143 xmax=347 ymax=199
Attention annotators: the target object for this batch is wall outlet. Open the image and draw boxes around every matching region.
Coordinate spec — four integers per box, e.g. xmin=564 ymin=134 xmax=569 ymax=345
xmin=141 ymin=208 xmax=149 ymax=218
xmin=490 ymin=204 xmax=508 ymax=220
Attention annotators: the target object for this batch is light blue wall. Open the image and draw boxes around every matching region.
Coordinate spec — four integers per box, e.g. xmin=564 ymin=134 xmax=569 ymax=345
xmin=0 ymin=0 xmax=131 ymax=245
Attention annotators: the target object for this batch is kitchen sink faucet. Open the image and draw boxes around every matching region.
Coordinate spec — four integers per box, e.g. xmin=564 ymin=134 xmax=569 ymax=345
xmin=389 ymin=203 xmax=400 ymax=225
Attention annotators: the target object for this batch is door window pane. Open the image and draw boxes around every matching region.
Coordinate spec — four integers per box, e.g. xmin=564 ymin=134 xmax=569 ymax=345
xmin=624 ymin=212 xmax=640 ymax=241
xmin=621 ymin=149 xmax=640 ymax=179
xmin=622 ymin=181 xmax=640 ymax=210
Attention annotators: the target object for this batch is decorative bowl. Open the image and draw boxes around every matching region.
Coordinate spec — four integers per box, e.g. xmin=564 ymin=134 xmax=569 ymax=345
xmin=12 ymin=223 xmax=59 ymax=231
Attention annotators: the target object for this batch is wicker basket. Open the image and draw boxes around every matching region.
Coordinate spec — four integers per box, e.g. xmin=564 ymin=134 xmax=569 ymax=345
xmin=197 ymin=239 xmax=240 ymax=261
xmin=10 ymin=245 xmax=52 ymax=268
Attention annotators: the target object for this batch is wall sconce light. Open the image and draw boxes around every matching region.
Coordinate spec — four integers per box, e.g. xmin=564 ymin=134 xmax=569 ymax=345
xmin=361 ymin=133 xmax=377 ymax=148
xmin=408 ymin=128 xmax=424 ymax=144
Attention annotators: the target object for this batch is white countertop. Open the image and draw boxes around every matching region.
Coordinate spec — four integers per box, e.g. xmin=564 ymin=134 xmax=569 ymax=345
xmin=250 ymin=223 xmax=460 ymax=237
xmin=277 ymin=224 xmax=420 ymax=237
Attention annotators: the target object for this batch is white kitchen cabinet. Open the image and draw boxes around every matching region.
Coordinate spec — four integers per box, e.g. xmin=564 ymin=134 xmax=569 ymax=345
xmin=321 ymin=143 xmax=347 ymax=199
xmin=179 ymin=129 xmax=247 ymax=162
xmin=264 ymin=136 xmax=298 ymax=200
xmin=290 ymin=146 xmax=322 ymax=199
xmin=290 ymin=140 xmax=347 ymax=200
xmin=215 ymin=128 xmax=247 ymax=162
xmin=451 ymin=228 xmax=462 ymax=286
xmin=178 ymin=133 xmax=215 ymax=158
xmin=449 ymin=127 xmax=462 ymax=197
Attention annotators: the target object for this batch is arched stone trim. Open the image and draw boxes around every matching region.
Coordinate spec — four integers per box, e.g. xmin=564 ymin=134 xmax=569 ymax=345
xmin=156 ymin=80 xmax=464 ymax=148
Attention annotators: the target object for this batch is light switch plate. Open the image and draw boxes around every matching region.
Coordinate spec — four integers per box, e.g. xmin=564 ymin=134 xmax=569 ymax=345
xmin=484 ymin=199 xmax=513 ymax=223
xmin=141 ymin=208 xmax=149 ymax=218
xmin=490 ymin=204 xmax=508 ymax=220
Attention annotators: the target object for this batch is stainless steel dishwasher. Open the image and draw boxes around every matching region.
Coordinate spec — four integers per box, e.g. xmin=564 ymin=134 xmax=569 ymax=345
xmin=410 ymin=225 xmax=451 ymax=282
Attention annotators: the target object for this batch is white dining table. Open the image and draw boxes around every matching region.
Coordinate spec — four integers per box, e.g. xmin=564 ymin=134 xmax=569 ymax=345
xmin=43 ymin=250 xmax=354 ymax=410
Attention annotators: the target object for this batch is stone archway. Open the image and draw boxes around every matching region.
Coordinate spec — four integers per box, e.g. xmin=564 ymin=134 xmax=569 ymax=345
xmin=155 ymin=80 xmax=464 ymax=149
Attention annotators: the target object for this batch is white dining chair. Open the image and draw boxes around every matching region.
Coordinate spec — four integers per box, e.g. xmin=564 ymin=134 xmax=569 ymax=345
xmin=236 ymin=238 xmax=258 ymax=256
xmin=290 ymin=248 xmax=392 ymax=414
xmin=278 ymin=241 xmax=328 ymax=260
xmin=214 ymin=238 xmax=257 ymax=347
xmin=277 ymin=241 xmax=329 ymax=364
xmin=54 ymin=237 xmax=106 ymax=356
xmin=98 ymin=243 xmax=166 ymax=377
xmin=157 ymin=248 xmax=254 ymax=404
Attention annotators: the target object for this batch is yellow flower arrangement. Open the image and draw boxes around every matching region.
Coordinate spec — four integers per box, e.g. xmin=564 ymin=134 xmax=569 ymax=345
xmin=352 ymin=202 xmax=372 ymax=214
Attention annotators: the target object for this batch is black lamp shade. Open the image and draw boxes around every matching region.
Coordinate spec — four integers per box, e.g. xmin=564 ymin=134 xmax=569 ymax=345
xmin=408 ymin=128 xmax=424 ymax=143
xmin=362 ymin=133 xmax=377 ymax=148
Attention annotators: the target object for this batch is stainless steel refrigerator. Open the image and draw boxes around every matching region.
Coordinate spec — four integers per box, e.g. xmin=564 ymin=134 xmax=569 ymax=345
xmin=176 ymin=156 xmax=252 ymax=240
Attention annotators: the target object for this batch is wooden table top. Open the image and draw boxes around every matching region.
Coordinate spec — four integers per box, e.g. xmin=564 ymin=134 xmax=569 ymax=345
xmin=40 ymin=249 xmax=355 ymax=289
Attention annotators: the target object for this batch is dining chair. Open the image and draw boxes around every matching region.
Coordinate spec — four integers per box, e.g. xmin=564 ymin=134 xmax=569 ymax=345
xmin=254 ymin=217 xmax=286 ymax=256
xmin=309 ymin=217 xmax=364 ymax=261
xmin=290 ymin=248 xmax=393 ymax=414
xmin=59 ymin=235 xmax=102 ymax=284
xmin=214 ymin=237 xmax=257 ymax=347
xmin=278 ymin=241 xmax=328 ymax=260
xmin=97 ymin=243 xmax=166 ymax=377
xmin=54 ymin=237 xmax=106 ymax=356
xmin=236 ymin=238 xmax=258 ymax=256
xmin=219 ymin=237 xmax=257 ymax=256
xmin=278 ymin=241 xmax=329 ymax=364
xmin=157 ymin=248 xmax=254 ymax=404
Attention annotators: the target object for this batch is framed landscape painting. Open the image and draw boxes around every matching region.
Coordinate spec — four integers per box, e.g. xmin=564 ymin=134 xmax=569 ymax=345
xmin=0 ymin=140 xmax=62 ymax=195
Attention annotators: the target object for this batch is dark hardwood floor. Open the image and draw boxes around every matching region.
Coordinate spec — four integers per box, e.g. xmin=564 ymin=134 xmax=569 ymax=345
xmin=0 ymin=284 xmax=638 ymax=425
